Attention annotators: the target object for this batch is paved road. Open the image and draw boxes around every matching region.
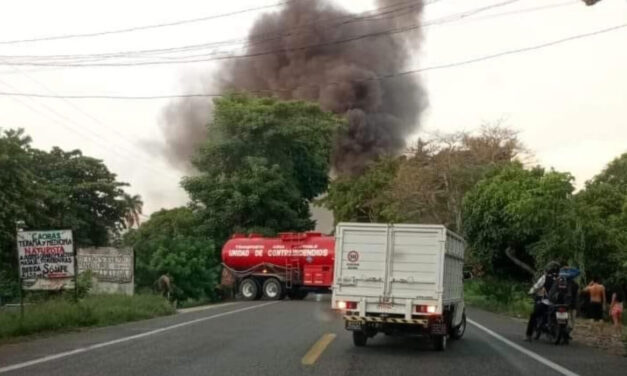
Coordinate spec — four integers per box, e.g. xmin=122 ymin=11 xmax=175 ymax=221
xmin=0 ymin=296 xmax=625 ymax=376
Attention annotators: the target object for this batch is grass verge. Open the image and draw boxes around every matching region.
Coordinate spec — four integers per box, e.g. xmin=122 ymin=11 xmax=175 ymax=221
xmin=0 ymin=294 xmax=175 ymax=341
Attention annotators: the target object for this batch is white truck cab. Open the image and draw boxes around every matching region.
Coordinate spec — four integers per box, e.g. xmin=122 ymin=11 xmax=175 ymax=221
xmin=332 ymin=223 xmax=466 ymax=351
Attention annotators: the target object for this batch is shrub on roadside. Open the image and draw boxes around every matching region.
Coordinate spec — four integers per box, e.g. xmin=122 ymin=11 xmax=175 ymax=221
xmin=464 ymin=278 xmax=532 ymax=318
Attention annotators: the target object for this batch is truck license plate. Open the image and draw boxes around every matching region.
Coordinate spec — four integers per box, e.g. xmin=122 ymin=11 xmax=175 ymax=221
xmin=556 ymin=311 xmax=568 ymax=320
xmin=346 ymin=321 xmax=363 ymax=331
xmin=378 ymin=303 xmax=393 ymax=310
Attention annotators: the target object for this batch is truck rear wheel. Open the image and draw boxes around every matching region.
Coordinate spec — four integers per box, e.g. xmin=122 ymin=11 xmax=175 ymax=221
xmin=450 ymin=313 xmax=466 ymax=340
xmin=432 ymin=335 xmax=446 ymax=351
xmin=353 ymin=331 xmax=367 ymax=347
xmin=262 ymin=278 xmax=283 ymax=300
xmin=239 ymin=278 xmax=259 ymax=301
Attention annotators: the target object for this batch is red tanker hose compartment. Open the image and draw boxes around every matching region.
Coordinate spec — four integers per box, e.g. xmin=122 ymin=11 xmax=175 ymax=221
xmin=303 ymin=265 xmax=334 ymax=286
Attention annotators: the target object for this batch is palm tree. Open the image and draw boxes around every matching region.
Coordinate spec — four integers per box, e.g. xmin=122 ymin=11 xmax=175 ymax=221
xmin=123 ymin=194 xmax=143 ymax=228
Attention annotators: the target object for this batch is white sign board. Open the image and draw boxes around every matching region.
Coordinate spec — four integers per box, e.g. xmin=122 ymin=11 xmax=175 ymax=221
xmin=77 ymin=247 xmax=134 ymax=295
xmin=16 ymin=230 xmax=75 ymax=290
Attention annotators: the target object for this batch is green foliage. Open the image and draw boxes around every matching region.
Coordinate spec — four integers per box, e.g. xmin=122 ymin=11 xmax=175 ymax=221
xmin=124 ymin=208 xmax=220 ymax=302
xmin=323 ymin=126 xmax=523 ymax=230
xmin=29 ymin=147 xmax=133 ymax=247
xmin=322 ymin=157 xmax=401 ymax=223
xmin=0 ymin=294 xmax=174 ymax=340
xmin=76 ymin=270 xmax=94 ymax=299
xmin=391 ymin=126 xmax=524 ymax=232
xmin=462 ymin=163 xmax=578 ymax=277
xmin=0 ymin=129 xmax=38 ymax=298
xmin=464 ymin=278 xmax=532 ymax=318
xmin=0 ymin=128 xmax=141 ymax=300
xmin=183 ymin=94 xmax=341 ymax=243
xmin=575 ymin=153 xmax=627 ymax=288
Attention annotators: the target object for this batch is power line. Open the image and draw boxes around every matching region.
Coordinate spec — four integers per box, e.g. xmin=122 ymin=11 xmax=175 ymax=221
xmin=0 ymin=0 xmax=299 ymax=45
xmin=1 ymin=21 xmax=624 ymax=100
xmin=0 ymin=0 xmax=444 ymax=46
xmin=0 ymin=0 xmax=567 ymax=76
xmin=0 ymin=1 xmax=518 ymax=68
xmin=0 ymin=68 xmax=182 ymax=179
xmin=0 ymin=0 xmax=430 ymax=66
xmin=0 ymin=0 xmax=421 ymax=64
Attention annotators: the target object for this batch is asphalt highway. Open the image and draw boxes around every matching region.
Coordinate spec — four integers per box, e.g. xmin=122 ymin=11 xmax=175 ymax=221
xmin=0 ymin=295 xmax=625 ymax=376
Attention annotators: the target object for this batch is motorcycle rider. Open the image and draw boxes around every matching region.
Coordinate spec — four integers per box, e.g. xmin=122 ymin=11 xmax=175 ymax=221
xmin=548 ymin=265 xmax=580 ymax=340
xmin=525 ymin=261 xmax=560 ymax=341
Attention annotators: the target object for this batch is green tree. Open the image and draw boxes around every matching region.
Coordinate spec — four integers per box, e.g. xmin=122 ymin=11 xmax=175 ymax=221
xmin=124 ymin=208 xmax=219 ymax=301
xmin=321 ymin=157 xmax=401 ymax=223
xmin=462 ymin=163 xmax=578 ymax=279
xmin=183 ymin=94 xmax=341 ymax=243
xmin=322 ymin=126 xmax=524 ymax=230
xmin=575 ymin=153 xmax=627 ymax=288
xmin=0 ymin=129 xmax=39 ymax=299
xmin=391 ymin=126 xmax=524 ymax=232
xmin=30 ymin=147 xmax=133 ymax=247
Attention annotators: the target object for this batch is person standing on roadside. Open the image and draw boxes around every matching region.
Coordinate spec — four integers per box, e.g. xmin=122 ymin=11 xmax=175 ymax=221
xmin=583 ymin=276 xmax=606 ymax=322
xmin=609 ymin=291 xmax=623 ymax=336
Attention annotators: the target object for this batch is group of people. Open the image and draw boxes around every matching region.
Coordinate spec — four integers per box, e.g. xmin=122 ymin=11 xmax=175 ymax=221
xmin=525 ymin=261 xmax=624 ymax=341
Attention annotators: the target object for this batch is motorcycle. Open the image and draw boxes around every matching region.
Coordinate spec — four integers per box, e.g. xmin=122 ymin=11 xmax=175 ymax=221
xmin=534 ymin=303 xmax=570 ymax=345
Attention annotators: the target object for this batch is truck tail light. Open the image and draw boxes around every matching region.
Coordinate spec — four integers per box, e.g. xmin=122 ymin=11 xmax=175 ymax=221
xmin=558 ymin=306 xmax=567 ymax=313
xmin=337 ymin=301 xmax=357 ymax=310
xmin=415 ymin=305 xmax=437 ymax=314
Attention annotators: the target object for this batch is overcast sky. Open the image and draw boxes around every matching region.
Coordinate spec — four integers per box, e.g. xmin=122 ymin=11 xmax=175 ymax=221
xmin=1 ymin=0 xmax=626 ymax=218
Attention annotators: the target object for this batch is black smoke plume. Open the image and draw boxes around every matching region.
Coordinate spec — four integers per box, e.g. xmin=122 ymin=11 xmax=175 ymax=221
xmin=161 ymin=0 xmax=427 ymax=173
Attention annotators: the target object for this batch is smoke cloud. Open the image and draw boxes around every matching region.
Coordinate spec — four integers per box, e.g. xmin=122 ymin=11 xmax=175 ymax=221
xmin=161 ymin=0 xmax=427 ymax=173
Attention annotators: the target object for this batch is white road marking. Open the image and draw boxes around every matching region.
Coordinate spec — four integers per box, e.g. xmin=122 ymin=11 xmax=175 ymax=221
xmin=0 ymin=301 xmax=279 ymax=374
xmin=468 ymin=318 xmax=580 ymax=376
xmin=177 ymin=302 xmax=238 ymax=314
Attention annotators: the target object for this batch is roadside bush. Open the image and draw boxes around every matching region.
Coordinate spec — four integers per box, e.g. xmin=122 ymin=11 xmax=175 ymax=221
xmin=0 ymin=294 xmax=174 ymax=340
xmin=465 ymin=278 xmax=532 ymax=318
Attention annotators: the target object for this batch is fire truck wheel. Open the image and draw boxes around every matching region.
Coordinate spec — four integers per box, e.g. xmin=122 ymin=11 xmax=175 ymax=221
xmin=239 ymin=278 xmax=259 ymax=301
xmin=262 ymin=278 xmax=283 ymax=300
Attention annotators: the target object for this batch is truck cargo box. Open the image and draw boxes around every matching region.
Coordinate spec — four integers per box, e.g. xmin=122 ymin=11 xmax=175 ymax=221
xmin=332 ymin=223 xmax=466 ymax=350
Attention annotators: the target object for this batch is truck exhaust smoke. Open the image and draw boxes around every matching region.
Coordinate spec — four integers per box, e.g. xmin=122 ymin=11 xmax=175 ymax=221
xmin=161 ymin=0 xmax=427 ymax=173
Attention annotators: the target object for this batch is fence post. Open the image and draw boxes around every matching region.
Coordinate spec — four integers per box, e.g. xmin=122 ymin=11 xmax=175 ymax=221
xmin=73 ymin=238 xmax=78 ymax=303
xmin=19 ymin=279 xmax=24 ymax=320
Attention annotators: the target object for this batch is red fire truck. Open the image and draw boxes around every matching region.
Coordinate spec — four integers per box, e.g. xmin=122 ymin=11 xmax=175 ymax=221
xmin=221 ymin=232 xmax=335 ymax=300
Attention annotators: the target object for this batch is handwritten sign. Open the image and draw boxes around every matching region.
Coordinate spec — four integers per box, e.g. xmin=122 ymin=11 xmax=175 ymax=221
xmin=17 ymin=230 xmax=75 ymax=290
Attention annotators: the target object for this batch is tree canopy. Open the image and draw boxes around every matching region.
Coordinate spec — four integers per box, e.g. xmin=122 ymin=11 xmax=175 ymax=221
xmin=574 ymin=153 xmax=627 ymax=288
xmin=183 ymin=94 xmax=342 ymax=243
xmin=124 ymin=207 xmax=219 ymax=302
xmin=322 ymin=126 xmax=524 ymax=231
xmin=462 ymin=163 xmax=577 ymax=278
xmin=321 ymin=156 xmax=401 ymax=223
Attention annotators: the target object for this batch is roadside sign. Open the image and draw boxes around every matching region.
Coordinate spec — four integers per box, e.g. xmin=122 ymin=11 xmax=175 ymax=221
xmin=16 ymin=230 xmax=75 ymax=290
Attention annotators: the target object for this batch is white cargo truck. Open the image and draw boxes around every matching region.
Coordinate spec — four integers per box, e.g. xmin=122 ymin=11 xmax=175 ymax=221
xmin=332 ymin=223 xmax=466 ymax=351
